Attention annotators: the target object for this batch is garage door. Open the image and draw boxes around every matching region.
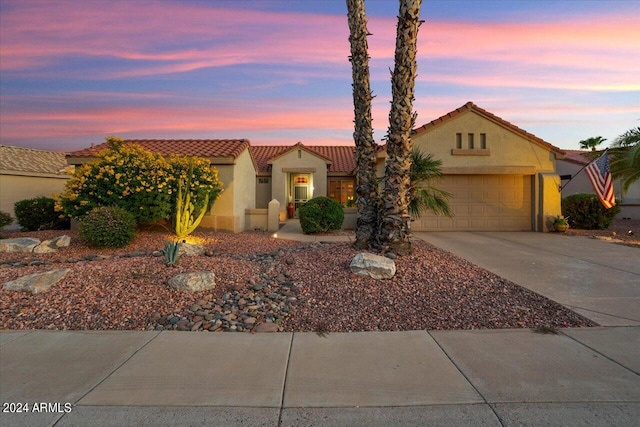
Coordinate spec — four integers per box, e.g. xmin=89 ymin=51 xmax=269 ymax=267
xmin=413 ymin=175 xmax=533 ymax=231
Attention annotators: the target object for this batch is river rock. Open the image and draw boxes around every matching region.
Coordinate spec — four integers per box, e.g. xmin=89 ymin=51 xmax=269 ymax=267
xmin=350 ymin=252 xmax=396 ymax=279
xmin=3 ymin=268 xmax=71 ymax=293
xmin=168 ymin=271 xmax=216 ymax=292
xmin=0 ymin=238 xmax=41 ymax=253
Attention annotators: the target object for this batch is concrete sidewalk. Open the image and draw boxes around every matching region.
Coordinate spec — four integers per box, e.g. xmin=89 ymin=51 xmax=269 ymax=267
xmin=415 ymin=232 xmax=640 ymax=326
xmin=1 ymin=328 xmax=639 ymax=427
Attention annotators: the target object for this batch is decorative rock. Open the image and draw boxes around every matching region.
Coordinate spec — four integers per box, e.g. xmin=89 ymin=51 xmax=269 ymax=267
xmin=254 ymin=322 xmax=279 ymax=333
xmin=125 ymin=250 xmax=147 ymax=258
xmin=33 ymin=235 xmax=71 ymax=253
xmin=84 ymin=254 xmax=110 ymax=261
xmin=3 ymin=269 xmax=70 ymax=294
xmin=178 ymin=243 xmax=206 ymax=257
xmin=350 ymin=253 xmax=396 ymax=279
xmin=0 ymin=238 xmax=41 ymax=253
xmin=168 ymin=271 xmax=216 ymax=292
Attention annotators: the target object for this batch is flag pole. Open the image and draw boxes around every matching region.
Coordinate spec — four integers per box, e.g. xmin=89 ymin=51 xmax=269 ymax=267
xmin=559 ymin=150 xmax=606 ymax=191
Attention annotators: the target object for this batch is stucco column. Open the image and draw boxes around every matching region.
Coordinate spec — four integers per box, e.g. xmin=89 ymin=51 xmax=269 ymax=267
xmin=538 ymin=173 xmax=562 ymax=232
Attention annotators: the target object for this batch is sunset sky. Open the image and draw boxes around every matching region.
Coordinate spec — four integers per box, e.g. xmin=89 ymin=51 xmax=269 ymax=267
xmin=1 ymin=0 xmax=638 ymax=152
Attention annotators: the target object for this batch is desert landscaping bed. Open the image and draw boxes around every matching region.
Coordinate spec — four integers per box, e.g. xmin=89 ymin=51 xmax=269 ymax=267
xmin=0 ymin=228 xmax=604 ymax=332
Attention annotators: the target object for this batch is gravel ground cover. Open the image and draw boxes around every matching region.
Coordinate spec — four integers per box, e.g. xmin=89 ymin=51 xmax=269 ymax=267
xmin=0 ymin=228 xmax=598 ymax=332
xmin=563 ymin=218 xmax=640 ymax=248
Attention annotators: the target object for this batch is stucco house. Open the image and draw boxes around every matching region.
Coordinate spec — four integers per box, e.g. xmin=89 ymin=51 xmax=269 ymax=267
xmin=558 ymin=149 xmax=639 ymax=219
xmin=0 ymin=144 xmax=72 ymax=230
xmin=409 ymin=102 xmax=565 ymax=231
xmin=66 ymin=102 xmax=566 ymax=232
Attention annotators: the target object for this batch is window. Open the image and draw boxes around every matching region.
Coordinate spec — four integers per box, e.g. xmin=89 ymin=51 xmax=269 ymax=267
xmin=258 ymin=177 xmax=269 ymax=184
xmin=480 ymin=133 xmax=487 ymax=149
xmin=294 ymin=176 xmax=308 ymax=184
xmin=456 ymin=133 xmax=462 ymax=149
xmin=329 ymin=179 xmax=355 ymax=205
xmin=468 ymin=133 xmax=474 ymax=149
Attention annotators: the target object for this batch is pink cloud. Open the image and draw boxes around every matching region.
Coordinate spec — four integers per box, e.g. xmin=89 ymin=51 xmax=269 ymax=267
xmin=0 ymin=95 xmax=355 ymax=143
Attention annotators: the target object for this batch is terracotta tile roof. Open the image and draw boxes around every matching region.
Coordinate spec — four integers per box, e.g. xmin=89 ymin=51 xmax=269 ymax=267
xmin=67 ymin=139 xmax=251 ymax=159
xmin=250 ymin=143 xmax=356 ymax=174
xmin=0 ymin=144 xmax=71 ymax=176
xmin=561 ymin=149 xmax=595 ymax=165
xmin=413 ymin=102 xmax=565 ymax=156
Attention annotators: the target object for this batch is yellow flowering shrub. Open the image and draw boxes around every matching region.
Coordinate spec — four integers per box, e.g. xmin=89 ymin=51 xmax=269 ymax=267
xmin=56 ymin=137 xmax=224 ymax=229
xmin=56 ymin=137 xmax=173 ymax=223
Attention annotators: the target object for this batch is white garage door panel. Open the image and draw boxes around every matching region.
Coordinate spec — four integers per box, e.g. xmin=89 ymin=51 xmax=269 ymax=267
xmin=413 ymin=175 xmax=532 ymax=231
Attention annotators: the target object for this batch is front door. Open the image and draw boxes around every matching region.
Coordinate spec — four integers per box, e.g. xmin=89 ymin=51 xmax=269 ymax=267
xmin=292 ymin=174 xmax=310 ymax=216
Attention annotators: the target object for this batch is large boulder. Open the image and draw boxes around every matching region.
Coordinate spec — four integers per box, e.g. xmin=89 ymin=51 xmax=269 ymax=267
xmin=0 ymin=238 xmax=41 ymax=253
xmin=33 ymin=235 xmax=71 ymax=253
xmin=3 ymin=269 xmax=70 ymax=294
xmin=168 ymin=271 xmax=216 ymax=292
xmin=178 ymin=243 xmax=206 ymax=257
xmin=350 ymin=253 xmax=396 ymax=280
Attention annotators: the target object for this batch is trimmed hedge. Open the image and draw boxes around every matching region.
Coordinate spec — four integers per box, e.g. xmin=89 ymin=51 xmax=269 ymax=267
xmin=298 ymin=196 xmax=345 ymax=234
xmin=561 ymin=193 xmax=621 ymax=230
xmin=79 ymin=206 xmax=136 ymax=248
xmin=14 ymin=197 xmax=70 ymax=231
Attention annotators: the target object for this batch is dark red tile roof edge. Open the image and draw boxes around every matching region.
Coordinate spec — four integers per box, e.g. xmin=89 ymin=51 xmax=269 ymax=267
xmin=413 ymin=102 xmax=565 ymax=157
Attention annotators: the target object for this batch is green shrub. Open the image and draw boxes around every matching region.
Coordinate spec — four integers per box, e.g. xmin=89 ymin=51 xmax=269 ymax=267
xmin=298 ymin=196 xmax=345 ymax=234
xmin=79 ymin=206 xmax=136 ymax=248
xmin=561 ymin=193 xmax=621 ymax=230
xmin=14 ymin=197 xmax=70 ymax=231
xmin=0 ymin=210 xmax=13 ymax=229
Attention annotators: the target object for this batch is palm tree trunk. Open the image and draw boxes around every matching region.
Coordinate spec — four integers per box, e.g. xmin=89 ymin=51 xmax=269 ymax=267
xmin=347 ymin=0 xmax=379 ymax=250
xmin=379 ymin=0 xmax=422 ymax=255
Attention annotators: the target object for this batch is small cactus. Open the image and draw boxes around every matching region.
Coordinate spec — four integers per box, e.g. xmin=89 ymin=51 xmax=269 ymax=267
xmin=163 ymin=240 xmax=182 ymax=266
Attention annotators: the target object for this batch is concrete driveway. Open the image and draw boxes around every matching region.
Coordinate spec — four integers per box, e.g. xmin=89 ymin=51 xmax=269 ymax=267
xmin=414 ymin=232 xmax=640 ymax=326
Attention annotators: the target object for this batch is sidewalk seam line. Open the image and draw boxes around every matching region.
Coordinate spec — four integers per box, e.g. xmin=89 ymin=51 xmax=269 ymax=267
xmin=561 ymin=331 xmax=639 ymax=376
xmin=277 ymin=332 xmax=295 ymax=426
xmin=426 ymin=330 xmax=507 ymax=427
xmin=71 ymin=331 xmax=162 ymax=407
xmin=0 ymin=329 xmax=35 ymax=347
xmin=563 ymin=304 xmax=640 ymax=324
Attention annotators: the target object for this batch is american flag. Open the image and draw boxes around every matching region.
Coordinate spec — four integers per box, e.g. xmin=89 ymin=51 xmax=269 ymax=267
xmin=585 ymin=151 xmax=616 ymax=209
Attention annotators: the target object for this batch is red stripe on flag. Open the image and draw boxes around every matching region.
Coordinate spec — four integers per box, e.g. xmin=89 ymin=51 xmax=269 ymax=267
xmin=584 ymin=152 xmax=615 ymax=209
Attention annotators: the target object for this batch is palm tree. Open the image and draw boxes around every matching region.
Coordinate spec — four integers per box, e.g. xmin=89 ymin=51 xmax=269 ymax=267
xmin=347 ymin=0 xmax=379 ymax=250
xmin=379 ymin=0 xmax=422 ymax=255
xmin=610 ymin=127 xmax=640 ymax=192
xmin=408 ymin=150 xmax=452 ymax=218
xmin=579 ymin=136 xmax=607 ymax=151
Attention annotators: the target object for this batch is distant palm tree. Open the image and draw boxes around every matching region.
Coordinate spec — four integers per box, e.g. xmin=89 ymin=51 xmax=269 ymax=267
xmin=579 ymin=136 xmax=607 ymax=151
xmin=408 ymin=150 xmax=452 ymax=218
xmin=347 ymin=0 xmax=379 ymax=250
xmin=379 ymin=0 xmax=422 ymax=255
xmin=610 ymin=127 xmax=640 ymax=192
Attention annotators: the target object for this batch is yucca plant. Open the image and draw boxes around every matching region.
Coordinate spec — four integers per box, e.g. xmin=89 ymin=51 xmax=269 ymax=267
xmin=163 ymin=240 xmax=182 ymax=266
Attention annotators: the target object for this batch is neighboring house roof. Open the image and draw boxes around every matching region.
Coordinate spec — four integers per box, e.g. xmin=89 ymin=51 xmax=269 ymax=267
xmin=250 ymin=143 xmax=356 ymax=174
xmin=561 ymin=149 xmax=594 ymax=166
xmin=67 ymin=139 xmax=251 ymax=160
xmin=0 ymin=144 xmax=71 ymax=177
xmin=413 ymin=102 xmax=565 ymax=157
